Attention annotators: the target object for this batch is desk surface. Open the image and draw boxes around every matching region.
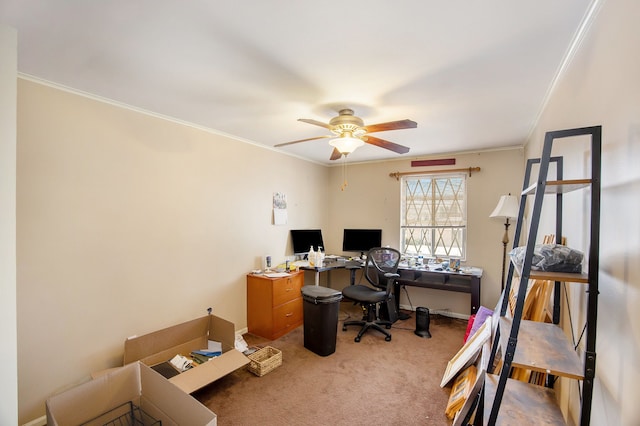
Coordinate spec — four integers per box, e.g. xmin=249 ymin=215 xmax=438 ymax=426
xmin=298 ymin=258 xmax=361 ymax=286
xmin=299 ymin=259 xmax=483 ymax=276
xmin=298 ymin=258 xmax=361 ymax=271
xmin=398 ymin=264 xmax=483 ymax=277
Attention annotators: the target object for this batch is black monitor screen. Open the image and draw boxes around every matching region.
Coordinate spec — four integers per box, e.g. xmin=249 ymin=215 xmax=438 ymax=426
xmin=290 ymin=229 xmax=324 ymax=255
xmin=342 ymin=229 xmax=382 ymax=254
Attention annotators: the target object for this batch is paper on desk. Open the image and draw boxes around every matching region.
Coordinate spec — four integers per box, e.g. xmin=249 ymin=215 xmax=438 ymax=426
xmin=264 ymin=272 xmax=290 ymax=278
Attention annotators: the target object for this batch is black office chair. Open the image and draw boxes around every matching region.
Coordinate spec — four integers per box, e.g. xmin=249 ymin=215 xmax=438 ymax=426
xmin=341 ymin=247 xmax=401 ymax=342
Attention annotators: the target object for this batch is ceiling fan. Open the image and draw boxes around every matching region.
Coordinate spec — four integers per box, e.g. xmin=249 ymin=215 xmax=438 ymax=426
xmin=275 ymin=108 xmax=417 ymax=160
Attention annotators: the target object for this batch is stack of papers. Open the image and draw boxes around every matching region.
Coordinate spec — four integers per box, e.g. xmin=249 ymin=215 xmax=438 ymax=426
xmin=264 ymin=272 xmax=290 ymax=278
xmin=190 ymin=340 xmax=223 ymax=364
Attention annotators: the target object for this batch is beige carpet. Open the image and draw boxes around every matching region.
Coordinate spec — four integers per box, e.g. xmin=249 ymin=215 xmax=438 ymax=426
xmin=194 ymin=301 xmax=467 ymax=425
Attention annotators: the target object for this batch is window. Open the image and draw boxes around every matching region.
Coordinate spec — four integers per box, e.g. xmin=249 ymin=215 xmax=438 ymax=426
xmin=400 ymin=173 xmax=467 ymax=259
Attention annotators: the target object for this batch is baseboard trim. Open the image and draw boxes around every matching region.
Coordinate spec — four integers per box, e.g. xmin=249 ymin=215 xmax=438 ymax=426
xmin=398 ymin=304 xmax=470 ymax=321
xmin=22 ymin=415 xmax=46 ymax=426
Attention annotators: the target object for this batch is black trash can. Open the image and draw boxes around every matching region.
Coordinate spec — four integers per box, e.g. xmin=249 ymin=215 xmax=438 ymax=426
xmin=301 ymin=285 xmax=343 ymax=356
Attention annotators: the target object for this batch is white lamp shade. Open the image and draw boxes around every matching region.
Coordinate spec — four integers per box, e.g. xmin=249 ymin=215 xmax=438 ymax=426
xmin=490 ymin=194 xmax=519 ymax=219
xmin=329 ymin=136 xmax=365 ymax=154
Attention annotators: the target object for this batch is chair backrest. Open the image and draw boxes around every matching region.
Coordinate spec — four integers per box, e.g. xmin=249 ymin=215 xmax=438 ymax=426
xmin=364 ymin=247 xmax=401 ymax=293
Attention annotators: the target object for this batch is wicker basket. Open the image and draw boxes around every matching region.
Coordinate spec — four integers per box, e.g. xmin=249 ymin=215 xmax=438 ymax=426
xmin=247 ymin=346 xmax=282 ymax=376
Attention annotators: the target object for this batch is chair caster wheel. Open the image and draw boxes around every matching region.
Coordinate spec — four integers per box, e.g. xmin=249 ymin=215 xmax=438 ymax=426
xmin=385 ymin=325 xmax=392 ymax=329
xmin=354 ymin=337 xmax=361 ymax=342
xmin=342 ymin=326 xmax=347 ymax=331
xmin=385 ymin=336 xmax=392 ymax=342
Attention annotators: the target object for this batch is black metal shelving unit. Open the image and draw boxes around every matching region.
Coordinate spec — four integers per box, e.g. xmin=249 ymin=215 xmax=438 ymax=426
xmin=481 ymin=125 xmax=601 ymax=425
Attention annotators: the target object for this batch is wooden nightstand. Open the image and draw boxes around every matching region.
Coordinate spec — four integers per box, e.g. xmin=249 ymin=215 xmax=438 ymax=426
xmin=247 ymin=271 xmax=304 ymax=340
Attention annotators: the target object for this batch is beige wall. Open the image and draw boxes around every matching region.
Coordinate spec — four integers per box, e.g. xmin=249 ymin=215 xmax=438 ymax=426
xmin=16 ymin=79 xmax=329 ymax=423
xmin=326 ymin=148 xmax=525 ymax=315
xmin=0 ymin=25 xmax=18 ymax=426
xmin=523 ymin=0 xmax=640 ymax=424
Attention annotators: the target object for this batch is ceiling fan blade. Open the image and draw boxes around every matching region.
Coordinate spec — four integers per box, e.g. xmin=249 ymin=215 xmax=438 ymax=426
xmin=274 ymin=135 xmax=331 ymax=148
xmin=298 ymin=118 xmax=332 ymax=129
xmin=364 ymin=119 xmax=417 ymax=133
xmin=363 ymin=135 xmax=410 ymax=154
xmin=330 ymin=148 xmax=343 ymax=161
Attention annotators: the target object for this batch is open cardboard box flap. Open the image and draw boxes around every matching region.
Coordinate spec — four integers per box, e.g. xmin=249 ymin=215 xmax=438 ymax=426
xmin=124 ymin=314 xmax=249 ymax=394
xmin=46 ymin=362 xmax=216 ymax=426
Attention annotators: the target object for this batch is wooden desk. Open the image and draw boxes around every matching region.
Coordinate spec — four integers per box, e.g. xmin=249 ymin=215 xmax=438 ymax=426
xmin=395 ymin=267 xmax=482 ymax=314
xmin=301 ymin=261 xmax=482 ymax=315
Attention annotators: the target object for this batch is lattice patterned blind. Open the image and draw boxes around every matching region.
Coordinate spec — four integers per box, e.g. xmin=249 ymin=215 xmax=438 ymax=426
xmin=400 ymin=173 xmax=467 ymax=258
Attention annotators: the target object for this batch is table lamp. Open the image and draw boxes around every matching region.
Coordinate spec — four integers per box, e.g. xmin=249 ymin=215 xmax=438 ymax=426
xmin=490 ymin=194 xmax=520 ymax=290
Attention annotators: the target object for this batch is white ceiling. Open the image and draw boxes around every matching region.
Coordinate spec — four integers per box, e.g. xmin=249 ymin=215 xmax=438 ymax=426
xmin=1 ymin=1 xmax=594 ymax=165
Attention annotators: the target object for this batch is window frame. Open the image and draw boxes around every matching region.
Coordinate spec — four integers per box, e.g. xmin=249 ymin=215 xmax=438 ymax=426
xmin=400 ymin=172 xmax=468 ymax=260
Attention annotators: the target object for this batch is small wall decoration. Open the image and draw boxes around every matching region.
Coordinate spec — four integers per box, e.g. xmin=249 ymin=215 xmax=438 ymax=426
xmin=273 ymin=192 xmax=287 ymax=225
xmin=411 ymin=158 xmax=456 ymax=167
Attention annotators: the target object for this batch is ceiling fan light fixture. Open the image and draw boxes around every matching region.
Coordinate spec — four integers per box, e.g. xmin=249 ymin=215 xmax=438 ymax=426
xmin=329 ymin=135 xmax=365 ymax=154
xmin=275 ymin=107 xmax=414 ymax=161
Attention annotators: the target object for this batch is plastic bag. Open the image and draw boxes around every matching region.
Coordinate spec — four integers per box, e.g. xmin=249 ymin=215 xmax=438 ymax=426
xmin=510 ymin=244 xmax=583 ymax=273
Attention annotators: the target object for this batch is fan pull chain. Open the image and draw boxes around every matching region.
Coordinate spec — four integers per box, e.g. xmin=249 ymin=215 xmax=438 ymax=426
xmin=341 ymin=154 xmax=348 ymax=191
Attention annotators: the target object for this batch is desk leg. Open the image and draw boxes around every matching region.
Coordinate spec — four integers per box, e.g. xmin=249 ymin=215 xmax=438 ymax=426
xmin=393 ymin=282 xmax=410 ymax=320
xmin=394 ymin=282 xmax=401 ymax=312
xmin=470 ymin=276 xmax=480 ymax=314
xmin=349 ymin=268 xmax=357 ymax=285
xmin=315 ymin=271 xmax=320 ymax=286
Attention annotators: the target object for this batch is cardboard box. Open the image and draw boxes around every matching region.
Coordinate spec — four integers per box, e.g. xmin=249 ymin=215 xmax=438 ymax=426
xmin=46 ymin=361 xmax=216 ymax=425
xmin=123 ymin=314 xmax=249 ymax=394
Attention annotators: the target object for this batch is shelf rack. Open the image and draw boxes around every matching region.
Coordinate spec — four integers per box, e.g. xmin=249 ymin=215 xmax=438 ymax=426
xmin=481 ymin=126 xmax=601 ymax=425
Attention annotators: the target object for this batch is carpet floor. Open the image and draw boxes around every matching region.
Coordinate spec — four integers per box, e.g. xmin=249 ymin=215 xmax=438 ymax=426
xmin=194 ymin=301 xmax=467 ymax=425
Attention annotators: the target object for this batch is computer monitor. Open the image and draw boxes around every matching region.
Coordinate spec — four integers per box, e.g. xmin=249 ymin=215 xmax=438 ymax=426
xmin=342 ymin=229 xmax=382 ymax=257
xmin=290 ymin=229 xmax=325 ymax=256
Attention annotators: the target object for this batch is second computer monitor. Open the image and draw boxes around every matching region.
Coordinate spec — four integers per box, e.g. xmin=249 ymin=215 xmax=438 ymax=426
xmin=342 ymin=229 xmax=382 ymax=257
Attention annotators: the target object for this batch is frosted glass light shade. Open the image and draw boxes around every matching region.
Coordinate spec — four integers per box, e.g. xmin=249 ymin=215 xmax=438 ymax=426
xmin=329 ymin=136 xmax=365 ymax=154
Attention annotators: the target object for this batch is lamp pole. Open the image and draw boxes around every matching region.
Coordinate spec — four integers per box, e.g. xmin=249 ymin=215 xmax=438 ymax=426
xmin=500 ymin=218 xmax=512 ymax=291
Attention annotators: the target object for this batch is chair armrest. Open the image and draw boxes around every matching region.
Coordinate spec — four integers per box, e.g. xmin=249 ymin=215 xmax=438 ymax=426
xmin=384 ymin=272 xmax=400 ymax=279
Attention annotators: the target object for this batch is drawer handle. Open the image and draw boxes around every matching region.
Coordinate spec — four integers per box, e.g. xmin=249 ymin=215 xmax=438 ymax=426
xmin=286 ymin=288 xmax=292 ymax=292
xmin=285 ymin=312 xmax=293 ymax=317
